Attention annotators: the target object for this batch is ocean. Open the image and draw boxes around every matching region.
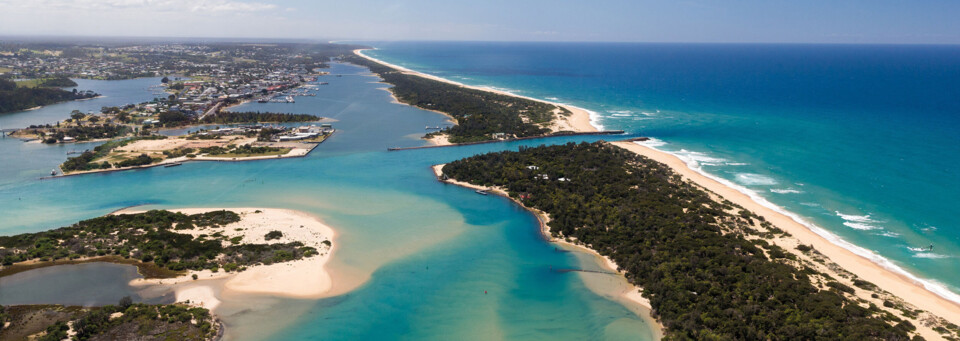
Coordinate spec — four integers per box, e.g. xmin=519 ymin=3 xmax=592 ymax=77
xmin=364 ymin=42 xmax=960 ymax=301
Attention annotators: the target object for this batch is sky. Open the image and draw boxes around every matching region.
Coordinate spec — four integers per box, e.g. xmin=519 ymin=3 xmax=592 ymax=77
xmin=1 ymin=0 xmax=959 ymax=44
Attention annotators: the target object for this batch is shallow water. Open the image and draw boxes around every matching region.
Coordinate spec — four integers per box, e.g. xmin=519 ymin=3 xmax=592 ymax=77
xmin=0 ymin=62 xmax=657 ymax=340
xmin=366 ymin=42 xmax=960 ymax=302
xmin=0 ymin=263 xmax=171 ymax=306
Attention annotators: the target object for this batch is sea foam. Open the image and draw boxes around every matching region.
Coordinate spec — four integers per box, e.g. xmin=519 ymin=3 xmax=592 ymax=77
xmin=770 ymin=188 xmax=803 ymax=194
xmin=734 ymin=173 xmax=779 ymax=186
xmin=835 ymin=211 xmax=884 ymax=231
xmin=632 ymin=140 xmax=960 ymax=306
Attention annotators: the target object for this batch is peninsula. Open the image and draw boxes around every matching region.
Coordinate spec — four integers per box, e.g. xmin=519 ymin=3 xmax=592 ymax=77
xmin=0 ymin=78 xmax=99 ymax=114
xmin=347 ymin=50 xmax=597 ymax=145
xmin=436 ymin=142 xmax=960 ymax=340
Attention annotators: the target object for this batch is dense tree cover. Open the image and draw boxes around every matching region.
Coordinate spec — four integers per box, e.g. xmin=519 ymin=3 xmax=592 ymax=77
xmin=443 ymin=142 xmax=916 ymax=340
xmin=158 ymin=111 xmax=192 ymax=126
xmin=0 ymin=210 xmax=319 ymax=274
xmin=38 ymin=77 xmax=78 ymax=87
xmin=0 ymin=300 xmax=217 ymax=340
xmin=115 ymin=153 xmax=157 ymax=168
xmin=0 ymin=78 xmax=99 ymax=113
xmin=34 ymin=124 xmax=130 ymax=143
xmin=202 ymin=111 xmax=321 ymax=124
xmin=344 ymin=55 xmax=557 ymax=143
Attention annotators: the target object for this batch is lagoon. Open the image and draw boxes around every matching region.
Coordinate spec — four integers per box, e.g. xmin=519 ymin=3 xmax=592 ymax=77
xmin=0 ymin=62 xmax=657 ymax=340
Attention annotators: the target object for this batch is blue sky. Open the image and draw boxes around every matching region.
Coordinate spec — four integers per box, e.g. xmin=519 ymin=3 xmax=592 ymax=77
xmin=1 ymin=0 xmax=958 ymax=44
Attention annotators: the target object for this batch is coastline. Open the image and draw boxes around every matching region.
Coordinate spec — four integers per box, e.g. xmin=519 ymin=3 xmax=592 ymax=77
xmin=611 ymin=141 xmax=960 ymax=330
xmin=431 ymin=164 xmax=664 ymax=336
xmin=354 ymin=49 xmax=598 ymax=137
xmin=114 ymin=207 xmax=338 ymax=312
xmin=368 ymin=45 xmax=960 ymax=332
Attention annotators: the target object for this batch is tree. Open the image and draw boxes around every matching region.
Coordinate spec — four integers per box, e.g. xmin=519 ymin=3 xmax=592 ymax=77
xmin=118 ymin=296 xmax=133 ymax=309
xmin=70 ymin=110 xmax=85 ymax=121
xmin=161 ymin=76 xmax=170 ymax=84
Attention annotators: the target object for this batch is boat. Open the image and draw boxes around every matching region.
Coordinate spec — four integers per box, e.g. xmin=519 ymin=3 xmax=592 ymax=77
xmin=475 ymin=190 xmax=488 ymax=195
xmin=320 ymin=82 xmax=329 ymax=85
xmin=164 ymin=163 xmax=182 ymax=168
xmin=50 ymin=169 xmax=57 ymax=176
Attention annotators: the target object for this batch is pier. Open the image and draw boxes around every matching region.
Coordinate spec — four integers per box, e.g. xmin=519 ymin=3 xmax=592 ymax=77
xmin=387 ymin=130 xmax=626 ymax=151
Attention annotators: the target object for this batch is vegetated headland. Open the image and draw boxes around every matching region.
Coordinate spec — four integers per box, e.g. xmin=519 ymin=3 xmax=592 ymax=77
xmin=437 ymin=142 xmax=960 ymax=340
xmin=345 ymin=50 xmax=604 ymax=146
xmin=0 ymin=77 xmax=99 ymax=114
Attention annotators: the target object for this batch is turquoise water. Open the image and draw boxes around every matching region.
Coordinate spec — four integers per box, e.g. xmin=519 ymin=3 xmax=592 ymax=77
xmin=364 ymin=42 xmax=960 ymax=302
xmin=0 ymin=63 xmax=657 ymax=340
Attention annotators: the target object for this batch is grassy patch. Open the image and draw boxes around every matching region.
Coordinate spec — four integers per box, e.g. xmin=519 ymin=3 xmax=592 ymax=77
xmin=14 ymin=79 xmax=42 ymax=88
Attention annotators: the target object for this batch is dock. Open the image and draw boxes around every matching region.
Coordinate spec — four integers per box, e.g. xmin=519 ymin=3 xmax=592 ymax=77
xmin=387 ymin=130 xmax=626 ymax=151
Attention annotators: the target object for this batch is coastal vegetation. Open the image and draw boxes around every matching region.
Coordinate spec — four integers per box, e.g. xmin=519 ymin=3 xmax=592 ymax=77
xmin=201 ymin=111 xmax=322 ymax=124
xmin=38 ymin=76 xmax=79 ymax=87
xmin=345 ymin=54 xmax=561 ymax=143
xmin=0 ymin=300 xmax=217 ymax=340
xmin=0 ymin=78 xmax=98 ymax=113
xmin=59 ymin=136 xmax=164 ymax=173
xmin=37 ymin=124 xmax=130 ymax=143
xmin=0 ymin=210 xmax=319 ymax=278
xmin=442 ymin=142 xmax=918 ymax=340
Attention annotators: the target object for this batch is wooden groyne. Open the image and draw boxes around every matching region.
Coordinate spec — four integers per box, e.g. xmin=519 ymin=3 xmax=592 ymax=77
xmin=387 ymin=130 xmax=626 ymax=151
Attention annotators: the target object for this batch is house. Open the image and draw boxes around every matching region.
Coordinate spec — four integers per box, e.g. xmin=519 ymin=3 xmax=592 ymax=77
xmin=526 ymin=165 xmax=540 ymax=170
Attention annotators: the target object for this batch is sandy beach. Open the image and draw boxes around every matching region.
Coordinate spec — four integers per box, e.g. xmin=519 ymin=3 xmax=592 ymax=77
xmin=354 ymin=49 xmax=597 ymax=137
xmin=363 ymin=47 xmax=959 ymax=338
xmin=611 ymin=141 xmax=960 ymax=338
xmin=118 ymin=208 xmax=337 ymax=311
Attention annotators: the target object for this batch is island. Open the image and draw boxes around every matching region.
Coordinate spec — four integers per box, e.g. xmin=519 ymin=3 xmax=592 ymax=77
xmin=27 ymin=112 xmax=335 ymax=175
xmin=436 ymin=142 xmax=960 ymax=340
xmin=0 ymin=208 xmax=335 ymax=302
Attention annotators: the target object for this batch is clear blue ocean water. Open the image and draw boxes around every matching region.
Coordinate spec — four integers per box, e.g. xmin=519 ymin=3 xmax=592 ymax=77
xmin=366 ymin=42 xmax=960 ymax=301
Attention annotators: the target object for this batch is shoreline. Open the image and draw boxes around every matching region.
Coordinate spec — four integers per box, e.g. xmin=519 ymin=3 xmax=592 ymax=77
xmin=354 ymin=49 xmax=598 ymax=136
xmin=115 ymin=207 xmax=338 ymax=312
xmin=365 ymin=45 xmax=960 ymax=329
xmin=48 ymin=139 xmax=321 ymax=179
xmin=611 ymin=141 xmax=960 ymax=328
xmin=431 ymin=164 xmax=664 ymax=336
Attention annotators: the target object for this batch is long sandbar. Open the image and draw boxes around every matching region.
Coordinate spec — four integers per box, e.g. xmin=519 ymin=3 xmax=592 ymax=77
xmin=354 ymin=49 xmax=598 ymax=137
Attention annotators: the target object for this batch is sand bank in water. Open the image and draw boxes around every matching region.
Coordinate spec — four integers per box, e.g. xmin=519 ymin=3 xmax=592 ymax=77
xmin=118 ymin=208 xmax=336 ymax=311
